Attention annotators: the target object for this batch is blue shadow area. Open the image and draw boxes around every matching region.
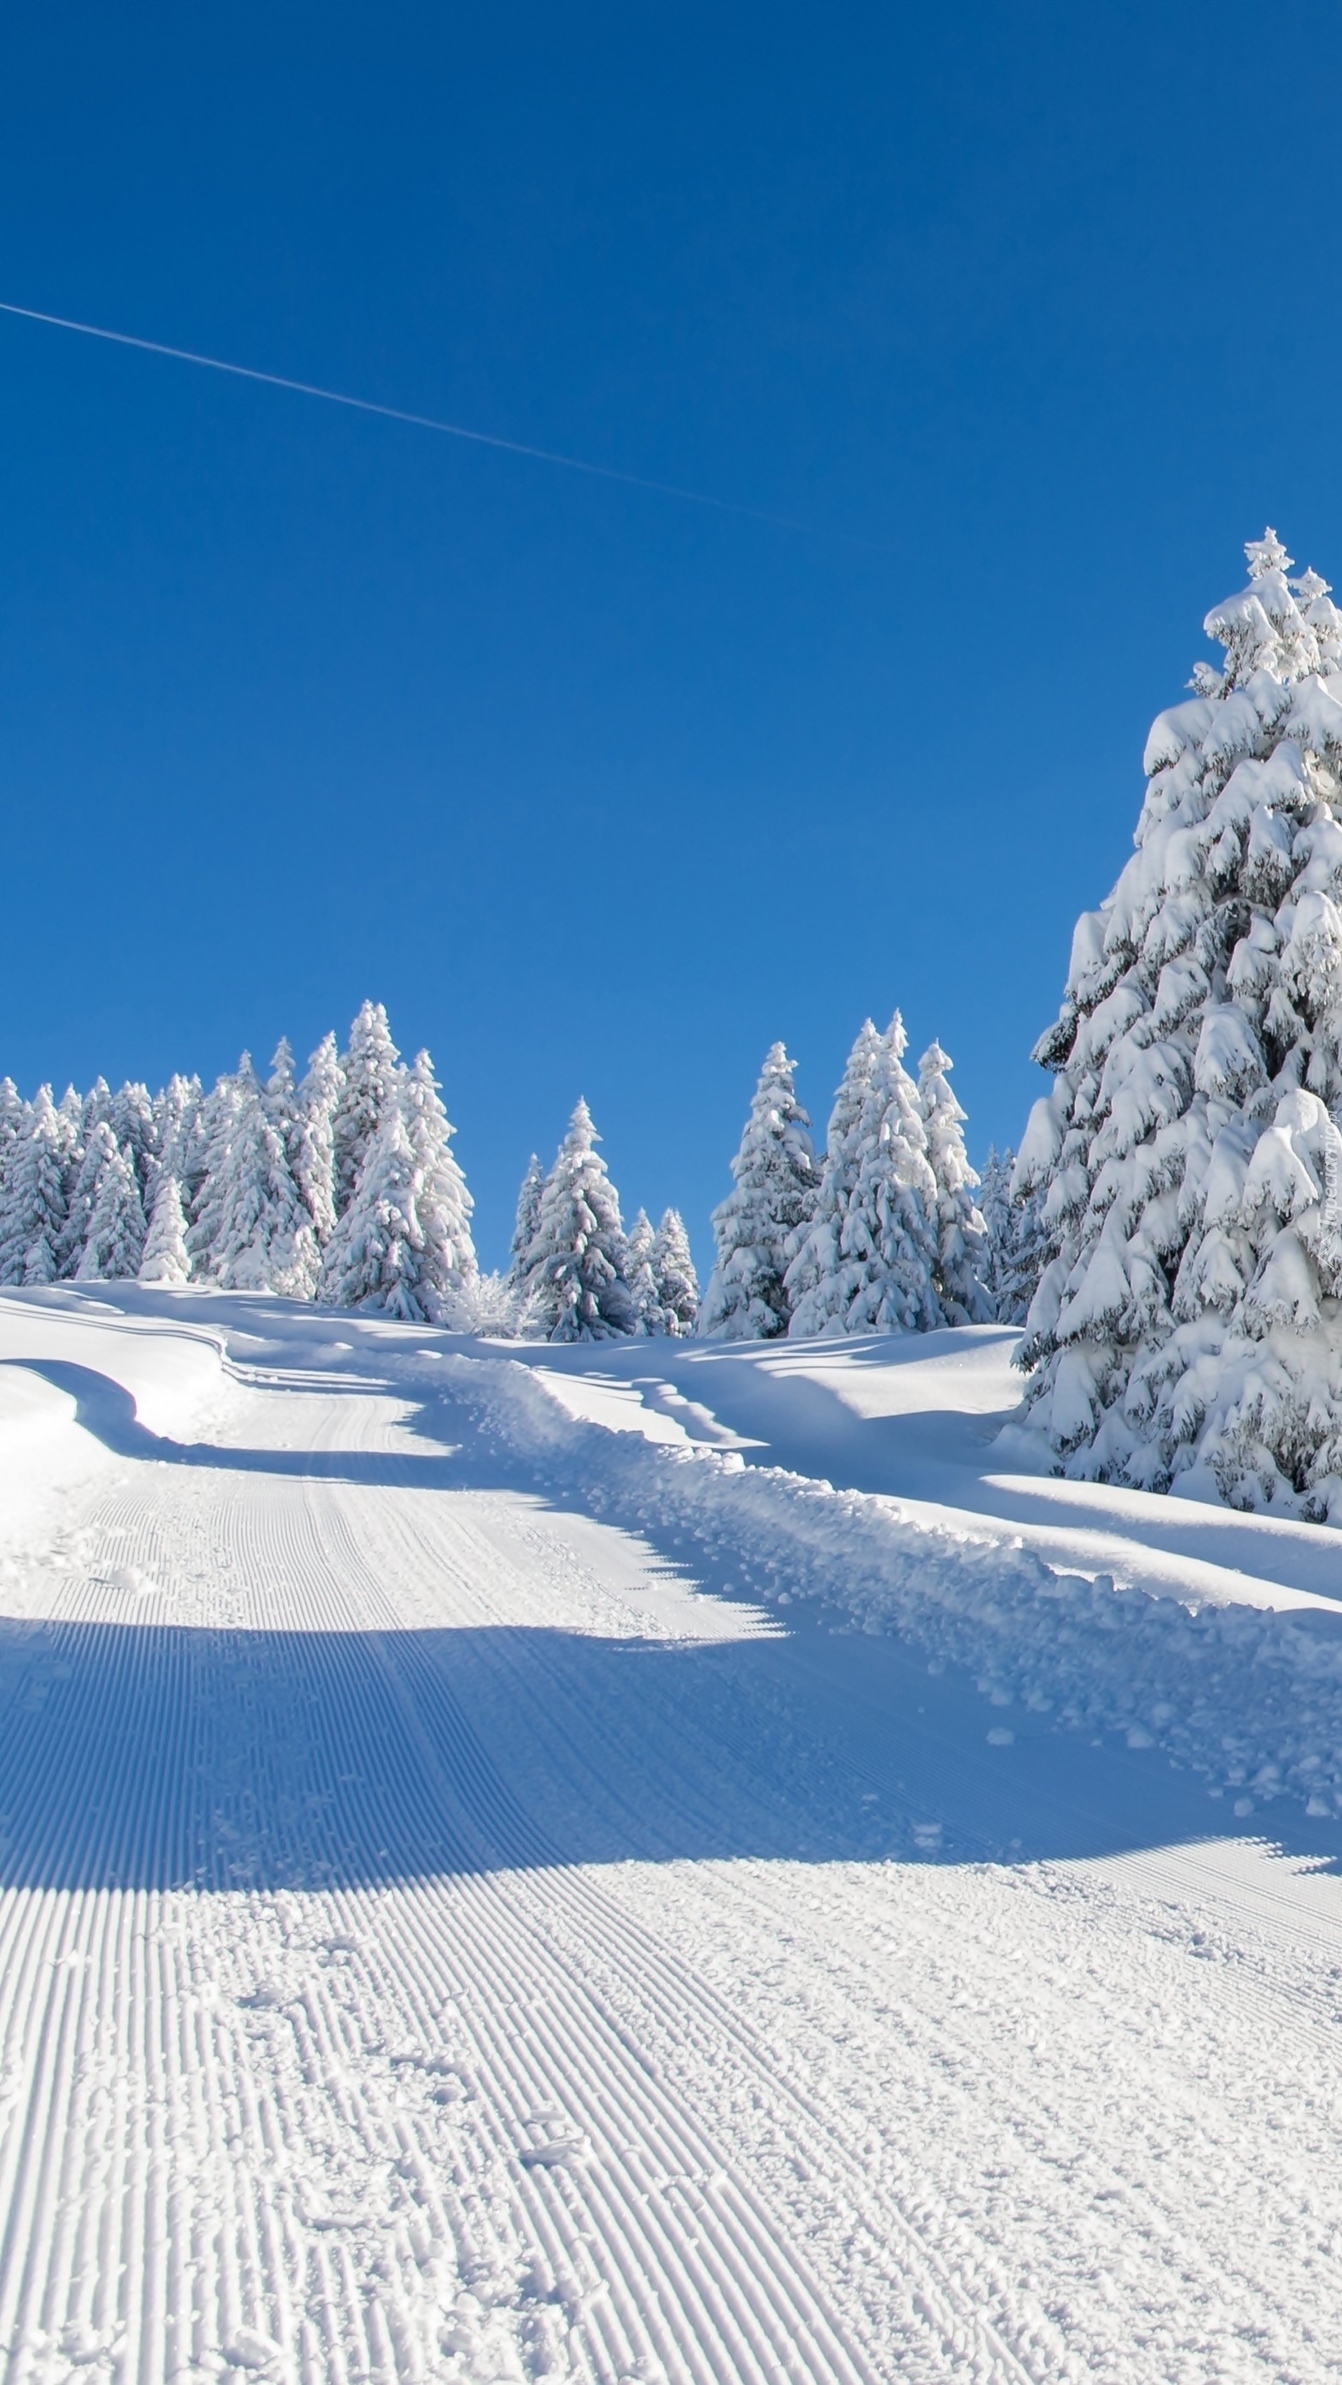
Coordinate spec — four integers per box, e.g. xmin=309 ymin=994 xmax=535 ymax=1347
xmin=0 ymin=1599 xmax=1338 ymax=1893
xmin=5 ymin=1351 xmax=1342 ymax=1892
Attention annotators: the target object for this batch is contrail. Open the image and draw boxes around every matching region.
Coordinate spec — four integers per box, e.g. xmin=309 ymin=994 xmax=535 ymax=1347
xmin=0 ymin=297 xmax=886 ymax=550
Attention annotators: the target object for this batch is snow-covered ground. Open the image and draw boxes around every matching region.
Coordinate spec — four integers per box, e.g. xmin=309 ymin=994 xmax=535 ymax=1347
xmin=2 ymin=1289 xmax=1342 ymax=2382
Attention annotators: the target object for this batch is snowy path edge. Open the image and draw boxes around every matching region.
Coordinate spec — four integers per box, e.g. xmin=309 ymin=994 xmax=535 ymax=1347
xmin=434 ymin=1350 xmax=1342 ymax=1825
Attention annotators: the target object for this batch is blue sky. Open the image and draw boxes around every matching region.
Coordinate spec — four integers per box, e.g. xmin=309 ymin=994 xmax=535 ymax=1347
xmin=1 ymin=1 xmax=1339 ymax=1266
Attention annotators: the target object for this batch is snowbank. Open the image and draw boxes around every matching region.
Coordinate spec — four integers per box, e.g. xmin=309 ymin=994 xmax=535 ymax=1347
xmin=435 ymin=1349 xmax=1342 ymax=1823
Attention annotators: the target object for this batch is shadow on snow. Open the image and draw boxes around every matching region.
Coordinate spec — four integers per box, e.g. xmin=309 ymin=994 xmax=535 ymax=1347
xmin=1 ymin=1356 xmax=1340 ymax=1893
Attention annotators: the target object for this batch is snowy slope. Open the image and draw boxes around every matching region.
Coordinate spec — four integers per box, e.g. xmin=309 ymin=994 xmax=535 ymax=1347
xmin=0 ymin=1288 xmax=1341 ymax=2381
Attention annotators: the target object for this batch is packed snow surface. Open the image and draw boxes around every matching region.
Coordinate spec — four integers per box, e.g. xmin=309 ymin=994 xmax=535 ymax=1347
xmin=3 ymin=1291 xmax=1342 ymax=2381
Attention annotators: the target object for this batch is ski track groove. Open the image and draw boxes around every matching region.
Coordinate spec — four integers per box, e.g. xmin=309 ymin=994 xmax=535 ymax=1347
xmin=0 ymin=1329 xmax=1338 ymax=2379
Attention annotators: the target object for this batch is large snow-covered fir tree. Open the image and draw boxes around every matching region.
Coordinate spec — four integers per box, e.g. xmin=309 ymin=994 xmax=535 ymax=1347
xmin=77 ymin=1147 xmax=148 ymax=1281
xmin=333 ymin=1002 xmax=400 ymax=1215
xmin=651 ymin=1208 xmax=699 ymax=1335
xmin=785 ymin=1019 xmax=882 ymax=1337
xmin=139 ymin=1173 xmax=192 ymax=1285
xmin=524 ymin=1100 xmax=636 ymax=1342
xmin=1016 ymin=529 xmax=1342 ymax=1514
xmin=839 ymin=1013 xmax=943 ymax=1334
xmin=700 ymin=1044 xmax=818 ymax=1339
xmin=917 ymin=1041 xmax=995 ymax=1324
xmin=0 ymin=1090 xmax=69 ymax=1287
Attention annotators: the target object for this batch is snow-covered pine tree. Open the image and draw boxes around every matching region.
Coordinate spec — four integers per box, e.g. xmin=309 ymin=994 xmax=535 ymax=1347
xmin=265 ymin=1037 xmax=298 ymax=1130
xmin=917 ymin=1040 xmax=995 ymax=1324
xmin=1016 ymin=528 xmax=1342 ymax=1514
xmin=333 ymin=1001 xmax=400 ymax=1215
xmin=700 ymin=1044 xmax=818 ymax=1339
xmin=317 ymin=1054 xmax=476 ymax=1322
xmin=199 ymin=1056 xmax=320 ymax=1295
xmin=186 ymin=1068 xmax=245 ymax=1278
xmin=0 ymin=1080 xmax=27 ymax=1195
xmin=507 ymin=1154 xmax=544 ymax=1286
xmin=81 ymin=1077 xmax=112 ymax=1144
xmin=624 ymin=1208 xmax=659 ymax=1332
xmin=397 ymin=1049 xmax=477 ymax=1316
xmin=839 ymin=1013 xmax=943 ymax=1334
xmin=785 ymin=1019 xmax=882 ymax=1337
xmin=0 ymin=1089 xmax=70 ymax=1286
xmin=315 ymin=1107 xmax=417 ymax=1315
xmin=108 ymin=1081 xmax=156 ymax=1200
xmin=526 ymin=1101 xmax=636 ymax=1342
xmin=138 ymin=1172 xmax=192 ymax=1285
xmin=651 ymin=1207 xmax=699 ymax=1335
xmin=57 ymin=1119 xmax=120 ymax=1278
xmin=153 ymin=1075 xmax=203 ymax=1196
xmin=77 ymin=1147 xmax=147 ymax=1280
xmin=54 ymin=1088 xmax=83 ymax=1189
xmin=291 ymin=1032 xmax=343 ymax=1245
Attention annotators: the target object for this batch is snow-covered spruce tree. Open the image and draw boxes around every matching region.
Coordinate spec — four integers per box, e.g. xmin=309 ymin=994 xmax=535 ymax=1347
xmin=1016 ymin=529 xmax=1342 ymax=1514
xmin=57 ymin=1119 xmax=120 ymax=1278
xmin=199 ymin=1056 xmax=320 ymax=1295
xmin=840 ymin=1013 xmax=943 ymax=1334
xmin=624 ymin=1208 xmax=659 ymax=1332
xmin=507 ymin=1154 xmax=544 ymax=1286
xmin=785 ymin=1019 xmax=882 ymax=1337
xmin=77 ymin=1147 xmax=147 ymax=1281
xmin=291 ymin=1032 xmax=343 ymax=1246
xmin=700 ymin=1044 xmax=818 ymax=1339
xmin=0 ymin=1079 xmax=27 ymax=1205
xmin=80 ymin=1076 xmax=112 ymax=1145
xmin=0 ymin=1089 xmax=69 ymax=1286
xmin=109 ymin=1081 xmax=156 ymax=1200
xmin=318 ymin=1054 xmax=476 ymax=1322
xmin=186 ymin=1069 xmax=246 ymax=1277
xmin=152 ymin=1075 xmax=203 ymax=1193
xmin=652 ymin=1207 xmax=700 ymax=1335
xmin=525 ymin=1100 xmax=636 ymax=1342
xmin=917 ymin=1041 xmax=995 ymax=1323
xmin=333 ymin=1001 xmax=400 ymax=1215
xmin=139 ymin=1173 xmax=192 ymax=1286
xmin=318 ymin=1106 xmax=428 ymax=1318
xmin=397 ymin=1049 xmax=477 ymax=1313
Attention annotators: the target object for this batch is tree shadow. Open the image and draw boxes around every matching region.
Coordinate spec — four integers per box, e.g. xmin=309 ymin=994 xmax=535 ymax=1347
xmin=5 ymin=1355 xmax=1342 ymax=1893
xmin=0 ymin=1598 xmax=1338 ymax=1893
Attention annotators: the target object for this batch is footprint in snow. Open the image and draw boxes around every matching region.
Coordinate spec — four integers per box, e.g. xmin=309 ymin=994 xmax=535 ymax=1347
xmin=518 ymin=2133 xmax=592 ymax=2168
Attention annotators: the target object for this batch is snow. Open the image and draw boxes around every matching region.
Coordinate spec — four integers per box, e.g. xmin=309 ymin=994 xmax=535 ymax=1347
xmin=2 ymin=1285 xmax=1342 ymax=2378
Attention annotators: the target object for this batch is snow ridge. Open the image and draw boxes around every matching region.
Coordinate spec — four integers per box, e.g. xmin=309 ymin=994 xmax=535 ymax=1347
xmin=438 ymin=1349 xmax=1342 ymax=1822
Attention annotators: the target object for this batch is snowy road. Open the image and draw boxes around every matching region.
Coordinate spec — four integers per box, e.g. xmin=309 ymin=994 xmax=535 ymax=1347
xmin=1 ymin=1293 xmax=1342 ymax=2382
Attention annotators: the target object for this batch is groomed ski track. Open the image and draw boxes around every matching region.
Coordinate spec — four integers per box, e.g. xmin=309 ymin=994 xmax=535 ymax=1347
xmin=1 ymin=1290 xmax=1341 ymax=2384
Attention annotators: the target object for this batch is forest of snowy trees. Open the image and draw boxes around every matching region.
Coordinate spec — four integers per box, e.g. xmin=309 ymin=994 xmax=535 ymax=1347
xmin=12 ymin=524 xmax=1342 ymax=1511
xmin=0 ymin=996 xmax=1035 ymax=1346
xmin=0 ymin=1004 xmax=708 ymax=1339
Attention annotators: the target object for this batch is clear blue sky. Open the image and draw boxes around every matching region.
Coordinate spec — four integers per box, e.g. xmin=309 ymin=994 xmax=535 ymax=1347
xmin=1 ymin=2 xmax=1338 ymax=1267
